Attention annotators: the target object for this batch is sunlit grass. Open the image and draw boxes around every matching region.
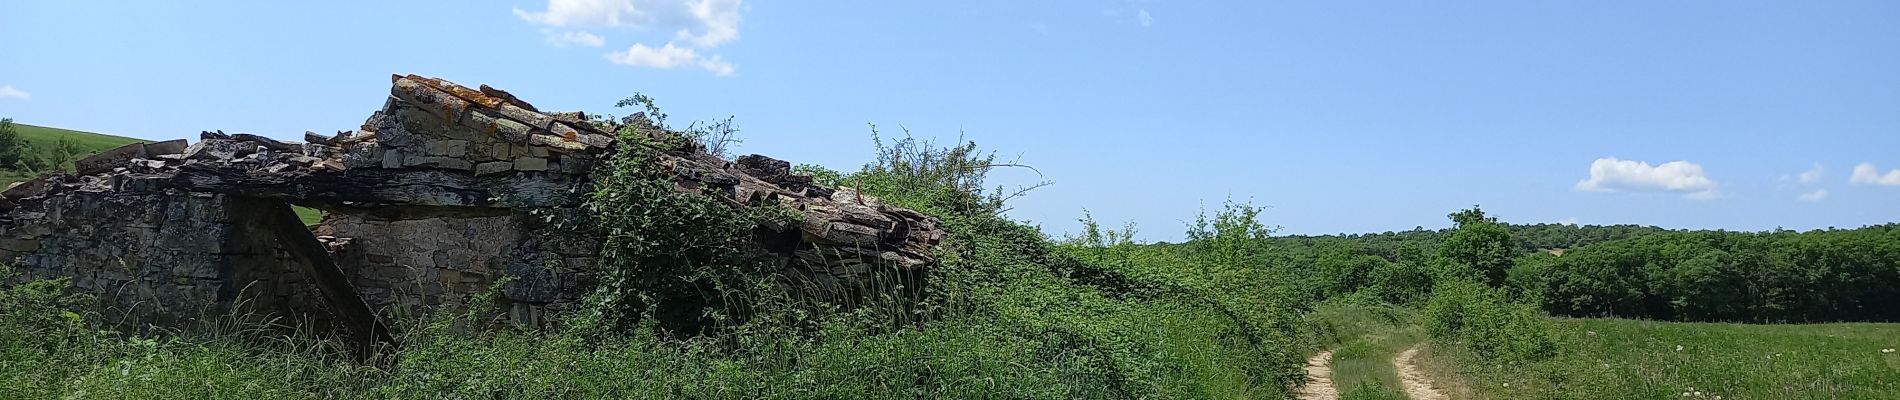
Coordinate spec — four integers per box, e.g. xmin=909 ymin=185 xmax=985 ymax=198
xmin=1438 ymin=318 xmax=1900 ymax=400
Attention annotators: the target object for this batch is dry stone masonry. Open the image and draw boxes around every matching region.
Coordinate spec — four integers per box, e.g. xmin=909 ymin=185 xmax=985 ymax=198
xmin=0 ymin=74 xmax=943 ymax=345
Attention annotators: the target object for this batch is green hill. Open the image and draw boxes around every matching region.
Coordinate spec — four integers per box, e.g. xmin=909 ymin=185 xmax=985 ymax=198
xmin=0 ymin=122 xmax=147 ymax=185
xmin=12 ymin=123 xmax=148 ymax=154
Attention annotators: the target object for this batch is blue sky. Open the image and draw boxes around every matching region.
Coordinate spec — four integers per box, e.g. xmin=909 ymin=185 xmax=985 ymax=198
xmin=3 ymin=1 xmax=1898 ymax=240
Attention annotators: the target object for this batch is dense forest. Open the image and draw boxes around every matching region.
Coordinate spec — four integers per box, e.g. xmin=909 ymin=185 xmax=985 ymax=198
xmin=1259 ymin=211 xmax=1900 ymax=324
xmin=1516 ymin=225 xmax=1900 ymax=322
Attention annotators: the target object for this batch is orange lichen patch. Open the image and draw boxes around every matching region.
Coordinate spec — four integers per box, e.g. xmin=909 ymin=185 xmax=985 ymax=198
xmin=402 ymin=74 xmax=505 ymax=109
xmin=479 ymin=84 xmax=538 ymax=112
xmin=550 ymin=122 xmax=581 ymax=141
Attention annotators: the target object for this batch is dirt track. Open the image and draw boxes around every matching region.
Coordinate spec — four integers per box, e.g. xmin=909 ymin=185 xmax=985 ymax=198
xmin=1292 ymin=350 xmax=1338 ymax=400
xmin=1394 ymin=346 xmax=1447 ymax=400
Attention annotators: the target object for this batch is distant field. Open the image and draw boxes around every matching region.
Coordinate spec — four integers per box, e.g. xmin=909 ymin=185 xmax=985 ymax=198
xmin=3 ymin=123 xmax=148 ymax=185
xmin=13 ymin=123 xmax=149 ymax=154
xmin=1436 ymin=318 xmax=1900 ymax=399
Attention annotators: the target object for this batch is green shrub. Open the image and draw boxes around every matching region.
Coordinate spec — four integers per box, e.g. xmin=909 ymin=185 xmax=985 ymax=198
xmin=1423 ymin=279 xmax=1555 ymax=362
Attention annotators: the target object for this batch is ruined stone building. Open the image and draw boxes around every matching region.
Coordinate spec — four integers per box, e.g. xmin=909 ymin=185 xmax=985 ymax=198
xmin=0 ymin=75 xmax=942 ymax=346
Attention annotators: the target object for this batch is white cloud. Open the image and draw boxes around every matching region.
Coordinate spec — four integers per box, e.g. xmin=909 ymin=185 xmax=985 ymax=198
xmin=1137 ymin=9 xmax=1153 ymax=27
xmin=1850 ymin=162 xmax=1900 ymax=186
xmin=515 ymin=0 xmax=742 ymax=75
xmin=1575 ymin=157 xmax=1719 ymax=199
xmin=1557 ymin=217 xmax=1579 ymax=226
xmin=513 ymin=0 xmax=649 ymax=28
xmin=545 ymin=30 xmax=606 ymax=47
xmin=606 ymin=42 xmax=735 ymax=75
xmin=1783 ymin=163 xmax=1824 ymax=184
xmin=675 ymin=0 xmax=740 ymax=48
xmin=0 ymin=85 xmax=28 ymax=100
xmin=1797 ymin=189 xmax=1829 ymax=202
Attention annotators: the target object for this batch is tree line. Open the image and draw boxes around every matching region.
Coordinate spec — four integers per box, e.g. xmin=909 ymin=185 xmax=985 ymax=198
xmin=1276 ymin=208 xmax=1900 ymax=323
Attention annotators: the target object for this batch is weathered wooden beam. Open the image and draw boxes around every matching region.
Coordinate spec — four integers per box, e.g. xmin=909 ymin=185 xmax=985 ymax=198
xmin=264 ymin=201 xmax=398 ymax=359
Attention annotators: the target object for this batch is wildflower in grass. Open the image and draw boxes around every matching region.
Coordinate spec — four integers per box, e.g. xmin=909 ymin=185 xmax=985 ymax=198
xmin=1675 ymin=345 xmax=1684 ymax=352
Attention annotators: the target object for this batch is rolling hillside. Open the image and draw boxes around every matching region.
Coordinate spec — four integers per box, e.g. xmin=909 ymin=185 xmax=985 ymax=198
xmin=0 ymin=122 xmax=147 ymax=185
xmin=13 ymin=123 xmax=148 ymax=154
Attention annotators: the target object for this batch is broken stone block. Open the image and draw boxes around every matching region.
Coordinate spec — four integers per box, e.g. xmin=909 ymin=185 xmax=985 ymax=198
xmin=576 ymin=134 xmax=613 ymax=149
xmin=391 ymin=77 xmax=470 ymax=122
xmin=558 ymin=157 xmax=592 ymax=175
xmin=528 ymin=134 xmax=588 ymax=152
xmin=305 ymin=131 xmax=336 ymax=144
xmin=380 ymin=148 xmax=402 ymax=169
xmin=76 ymin=142 xmax=148 ymax=174
xmin=513 ymin=157 xmax=548 ymax=171
xmin=232 ymin=134 xmax=301 ymax=152
xmin=475 ymin=161 xmax=513 ymax=176
xmin=404 ymin=154 xmax=474 ymax=170
xmin=0 ymin=177 xmax=44 ymax=199
xmin=144 ymin=139 xmax=188 ymax=155
xmin=424 ymin=139 xmax=469 ymax=157
xmin=549 ymin=121 xmax=580 ymax=139
xmin=183 ymin=139 xmax=246 ymax=161
xmin=489 ymin=143 xmax=511 ymax=160
xmin=494 ymin=103 xmax=554 ymax=131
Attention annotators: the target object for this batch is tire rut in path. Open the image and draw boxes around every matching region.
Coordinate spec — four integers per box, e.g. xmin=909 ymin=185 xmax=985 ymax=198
xmin=1292 ymin=350 xmax=1338 ymax=400
xmin=1394 ymin=345 xmax=1448 ymax=400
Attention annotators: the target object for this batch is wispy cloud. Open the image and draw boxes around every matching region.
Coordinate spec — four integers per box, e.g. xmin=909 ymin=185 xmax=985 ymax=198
xmin=515 ymin=0 xmax=743 ymax=75
xmin=1102 ymin=1 xmax=1154 ymax=27
xmin=1781 ymin=163 xmax=1824 ymax=184
xmin=606 ymin=43 xmax=735 ymax=76
xmin=545 ymin=30 xmax=606 ymax=47
xmin=1576 ymin=157 xmax=1720 ymax=199
xmin=1797 ymin=189 xmax=1829 ymax=202
xmin=0 ymin=85 xmax=28 ymax=100
xmin=1850 ymin=162 xmax=1900 ymax=186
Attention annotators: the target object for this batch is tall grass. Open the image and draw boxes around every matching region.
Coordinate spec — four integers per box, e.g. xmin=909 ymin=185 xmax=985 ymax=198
xmin=1434 ymin=318 xmax=1900 ymax=400
xmin=1303 ymin=299 xmax=1421 ymax=400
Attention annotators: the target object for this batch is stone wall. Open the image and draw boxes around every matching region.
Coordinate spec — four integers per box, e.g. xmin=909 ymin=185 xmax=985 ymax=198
xmin=0 ymin=74 xmax=944 ymax=343
xmin=0 ymin=188 xmax=337 ymax=330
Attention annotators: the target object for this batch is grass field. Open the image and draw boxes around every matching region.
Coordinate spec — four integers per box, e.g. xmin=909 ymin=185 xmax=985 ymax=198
xmin=1436 ymin=318 xmax=1900 ymax=399
xmin=13 ymin=123 xmax=150 ymax=153
xmin=1 ymin=122 xmax=150 ymax=185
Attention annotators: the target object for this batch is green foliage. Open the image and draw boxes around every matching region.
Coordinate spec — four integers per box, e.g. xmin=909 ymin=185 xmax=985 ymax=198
xmin=1439 ymin=206 xmax=1515 ymax=287
xmin=575 ymin=123 xmax=780 ymax=336
xmin=1515 ymin=225 xmax=1900 ymax=322
xmin=1318 ymin=245 xmax=1390 ymax=298
xmin=0 ymin=118 xmax=29 ymax=170
xmin=1423 ymin=279 xmax=1555 ymax=362
xmin=1364 ymin=257 xmax=1433 ymax=305
xmin=790 ymin=163 xmax=843 ymax=188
